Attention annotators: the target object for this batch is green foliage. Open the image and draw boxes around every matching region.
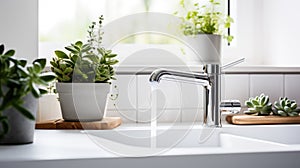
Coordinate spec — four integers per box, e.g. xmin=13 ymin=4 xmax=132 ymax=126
xmin=244 ymin=94 xmax=273 ymax=116
xmin=0 ymin=44 xmax=55 ymax=137
xmin=175 ymin=0 xmax=234 ymax=42
xmin=51 ymin=15 xmax=118 ymax=83
xmin=273 ymin=97 xmax=300 ymax=117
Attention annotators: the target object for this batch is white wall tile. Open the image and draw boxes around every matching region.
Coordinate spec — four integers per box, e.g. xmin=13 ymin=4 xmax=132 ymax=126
xmin=137 ymin=108 xmax=152 ymax=123
xmin=285 ymin=75 xmax=300 ymax=104
xmin=250 ymin=74 xmax=284 ymax=103
xmin=181 ymin=108 xmax=203 ymax=122
xmin=137 ymin=75 xmax=182 ymax=110
xmin=181 ymin=83 xmax=204 ymax=108
xmin=223 ymin=74 xmax=249 ymax=106
xmin=137 ymin=108 xmax=181 ymax=123
xmin=157 ymin=109 xmax=181 ymax=123
xmin=106 ymin=75 xmax=137 ymax=110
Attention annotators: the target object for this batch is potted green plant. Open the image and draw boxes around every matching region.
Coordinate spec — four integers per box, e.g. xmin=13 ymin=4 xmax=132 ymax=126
xmin=175 ymin=0 xmax=233 ymax=63
xmin=51 ymin=15 xmax=118 ymax=121
xmin=0 ymin=44 xmax=55 ymax=144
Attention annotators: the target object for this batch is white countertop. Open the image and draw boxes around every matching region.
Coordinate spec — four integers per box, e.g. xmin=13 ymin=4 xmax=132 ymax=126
xmin=1 ymin=123 xmax=300 ymax=163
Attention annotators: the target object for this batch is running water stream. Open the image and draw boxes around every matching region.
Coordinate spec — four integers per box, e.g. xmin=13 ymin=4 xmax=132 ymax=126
xmin=150 ymin=82 xmax=159 ymax=148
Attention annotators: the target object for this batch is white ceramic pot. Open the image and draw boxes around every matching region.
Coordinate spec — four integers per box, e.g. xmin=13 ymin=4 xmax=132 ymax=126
xmin=37 ymin=94 xmax=62 ymax=122
xmin=183 ymin=34 xmax=222 ymax=64
xmin=56 ymin=83 xmax=110 ymax=121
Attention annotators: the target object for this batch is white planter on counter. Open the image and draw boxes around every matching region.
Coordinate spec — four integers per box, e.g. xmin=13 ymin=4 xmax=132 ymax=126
xmin=37 ymin=94 xmax=62 ymax=122
xmin=183 ymin=34 xmax=221 ymax=64
xmin=56 ymin=83 xmax=110 ymax=121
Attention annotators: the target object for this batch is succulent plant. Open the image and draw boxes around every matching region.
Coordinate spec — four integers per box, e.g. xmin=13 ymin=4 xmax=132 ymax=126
xmin=244 ymin=94 xmax=273 ymax=116
xmin=50 ymin=16 xmax=118 ymax=83
xmin=273 ymin=97 xmax=300 ymax=116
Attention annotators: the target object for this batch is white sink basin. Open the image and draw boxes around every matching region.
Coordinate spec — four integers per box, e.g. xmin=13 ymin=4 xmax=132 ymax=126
xmin=85 ymin=125 xmax=287 ymax=156
xmin=222 ymin=125 xmax=300 ymax=145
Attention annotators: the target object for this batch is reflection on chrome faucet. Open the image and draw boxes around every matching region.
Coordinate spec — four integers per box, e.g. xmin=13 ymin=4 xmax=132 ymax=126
xmin=149 ymin=64 xmax=221 ymax=127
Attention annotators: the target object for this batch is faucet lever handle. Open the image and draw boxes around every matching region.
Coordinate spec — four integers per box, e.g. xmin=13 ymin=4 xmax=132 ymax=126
xmin=221 ymin=58 xmax=245 ymax=70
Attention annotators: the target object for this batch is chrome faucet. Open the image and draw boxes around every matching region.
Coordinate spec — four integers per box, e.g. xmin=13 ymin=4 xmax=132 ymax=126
xmin=149 ymin=64 xmax=221 ymax=127
xmin=149 ymin=58 xmax=244 ymax=127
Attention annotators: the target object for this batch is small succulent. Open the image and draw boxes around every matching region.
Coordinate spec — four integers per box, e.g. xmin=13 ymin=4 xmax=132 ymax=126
xmin=273 ymin=97 xmax=300 ymax=116
xmin=244 ymin=94 xmax=273 ymax=116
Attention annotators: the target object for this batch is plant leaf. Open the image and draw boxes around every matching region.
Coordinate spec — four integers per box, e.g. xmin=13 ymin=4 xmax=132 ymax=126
xmin=30 ymin=83 xmax=40 ymax=98
xmin=4 ymin=50 xmax=15 ymax=56
xmin=291 ymin=103 xmax=297 ymax=110
xmin=75 ymin=41 xmax=83 ymax=47
xmin=0 ymin=44 xmax=4 ymax=55
xmin=40 ymin=73 xmax=56 ymax=82
xmin=33 ymin=58 xmax=46 ymax=69
xmin=288 ymin=112 xmax=299 ymax=116
xmin=39 ymin=88 xmax=48 ymax=95
xmin=65 ymin=46 xmax=78 ymax=53
xmin=245 ymin=101 xmax=253 ymax=108
xmin=274 ymin=101 xmax=282 ymax=110
xmin=252 ymin=100 xmax=259 ymax=106
xmin=33 ymin=63 xmax=42 ymax=73
xmin=55 ymin=50 xmax=68 ymax=59
xmin=278 ymin=110 xmax=287 ymax=116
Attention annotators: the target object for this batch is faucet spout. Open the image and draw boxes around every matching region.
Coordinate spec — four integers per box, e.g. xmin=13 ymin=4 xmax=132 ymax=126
xmin=149 ymin=64 xmax=221 ymax=127
xmin=149 ymin=69 xmax=210 ymax=86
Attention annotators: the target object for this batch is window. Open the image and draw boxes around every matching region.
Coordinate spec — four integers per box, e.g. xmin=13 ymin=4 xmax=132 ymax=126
xmin=39 ymin=0 xmax=233 ymax=66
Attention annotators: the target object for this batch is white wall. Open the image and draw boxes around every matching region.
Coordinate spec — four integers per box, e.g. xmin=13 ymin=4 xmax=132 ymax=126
xmin=0 ymin=0 xmax=38 ymax=62
xmin=223 ymin=0 xmax=264 ymax=65
xmin=262 ymin=0 xmax=300 ymax=66
xmin=228 ymin=0 xmax=300 ymax=66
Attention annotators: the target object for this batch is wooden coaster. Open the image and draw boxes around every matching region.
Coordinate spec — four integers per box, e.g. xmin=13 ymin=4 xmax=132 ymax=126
xmin=35 ymin=117 xmax=122 ymax=130
xmin=226 ymin=114 xmax=300 ymax=125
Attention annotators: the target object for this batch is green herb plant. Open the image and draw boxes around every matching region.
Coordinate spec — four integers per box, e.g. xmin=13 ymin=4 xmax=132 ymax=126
xmin=175 ymin=0 xmax=234 ymax=42
xmin=244 ymin=94 xmax=273 ymax=116
xmin=50 ymin=15 xmax=118 ymax=83
xmin=273 ymin=97 xmax=300 ymax=116
xmin=0 ymin=44 xmax=56 ymax=137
